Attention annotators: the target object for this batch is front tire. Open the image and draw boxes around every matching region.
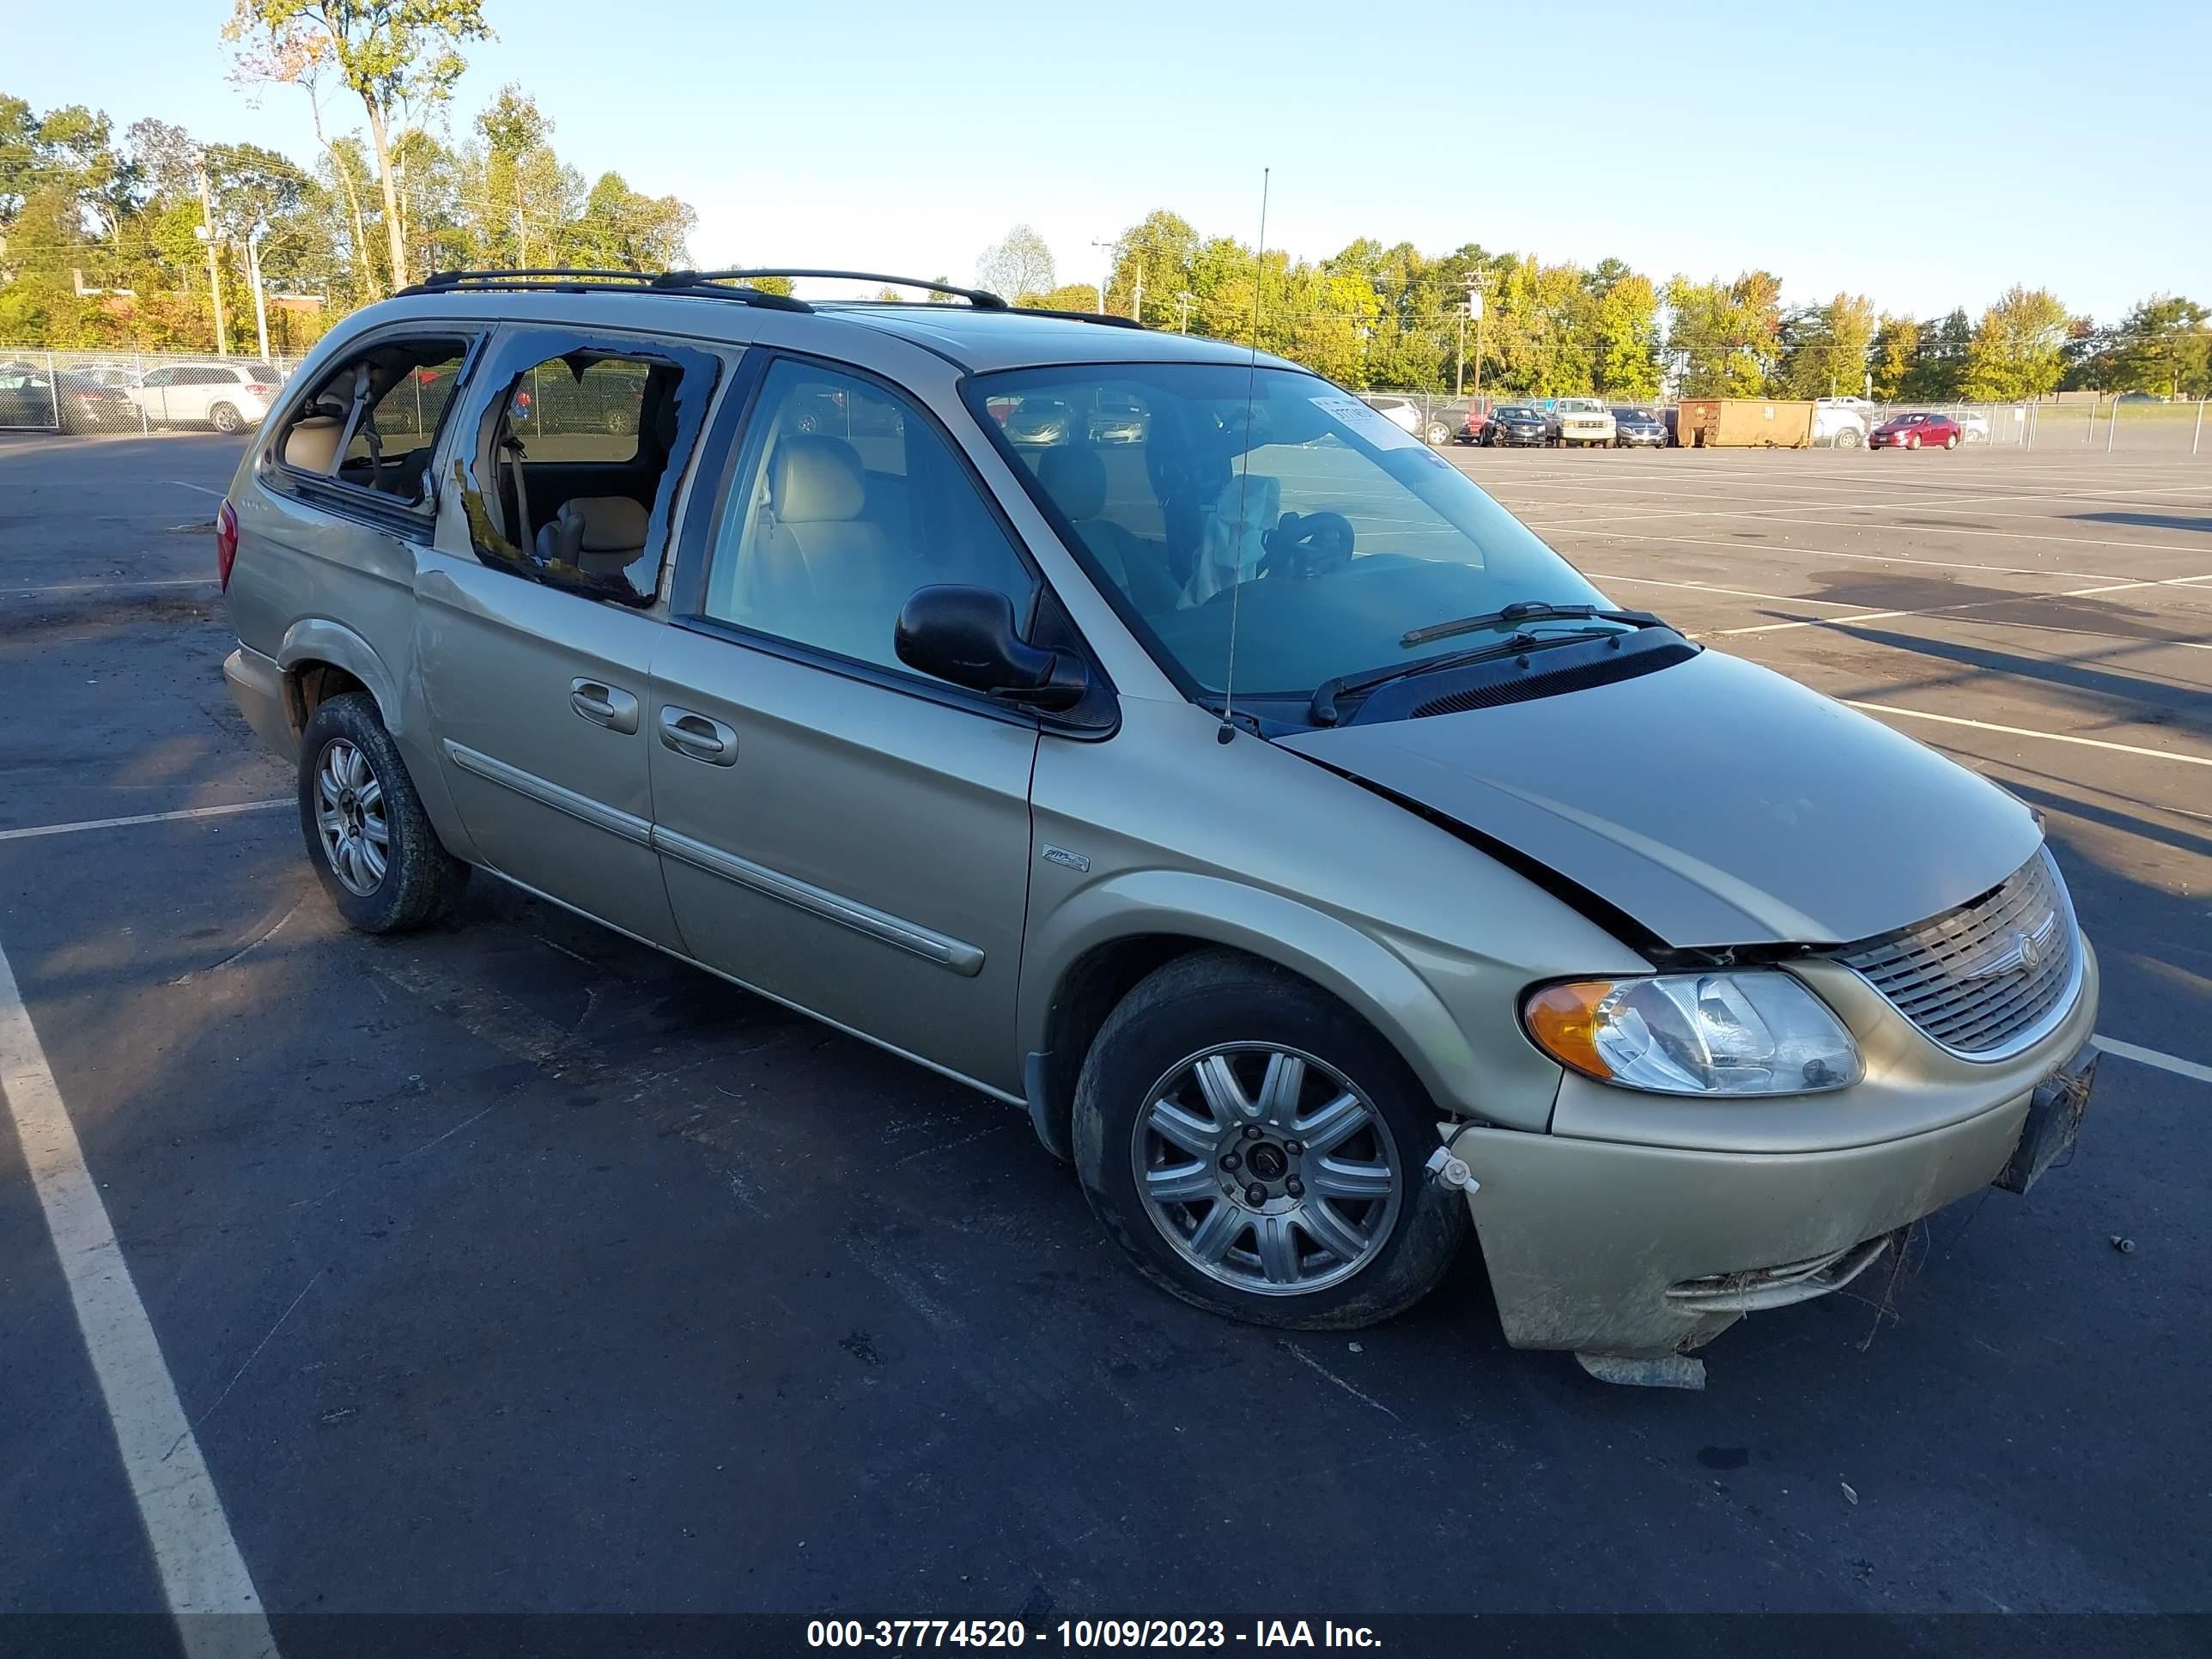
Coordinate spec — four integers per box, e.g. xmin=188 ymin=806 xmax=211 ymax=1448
xmin=1073 ymin=951 xmax=1467 ymax=1330
xmin=1424 ymin=421 xmax=1449 ymax=447
xmin=298 ymin=692 xmax=469 ymax=933
xmin=1905 ymin=432 xmax=1921 ymax=450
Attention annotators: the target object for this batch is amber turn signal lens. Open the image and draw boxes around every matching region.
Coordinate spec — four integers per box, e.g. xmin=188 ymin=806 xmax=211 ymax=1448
xmin=1522 ymin=981 xmax=1619 ymax=1079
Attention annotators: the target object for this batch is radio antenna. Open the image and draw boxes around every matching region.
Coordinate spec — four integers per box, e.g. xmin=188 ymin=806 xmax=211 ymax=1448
xmin=1217 ymin=168 xmax=1269 ymax=745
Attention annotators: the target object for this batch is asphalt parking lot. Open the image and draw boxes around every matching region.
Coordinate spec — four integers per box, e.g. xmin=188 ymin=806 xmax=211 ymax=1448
xmin=1 ymin=432 xmax=2207 ymax=1644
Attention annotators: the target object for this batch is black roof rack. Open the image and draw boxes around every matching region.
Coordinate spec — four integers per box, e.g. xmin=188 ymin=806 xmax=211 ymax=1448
xmin=398 ymin=268 xmax=812 ymax=312
xmin=396 ymin=267 xmax=1150 ymax=330
xmin=702 ymin=269 xmax=1010 ymax=310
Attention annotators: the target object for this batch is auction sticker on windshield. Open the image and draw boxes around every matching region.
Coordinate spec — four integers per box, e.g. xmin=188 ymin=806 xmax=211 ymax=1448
xmin=1311 ymin=394 xmax=1421 ymax=450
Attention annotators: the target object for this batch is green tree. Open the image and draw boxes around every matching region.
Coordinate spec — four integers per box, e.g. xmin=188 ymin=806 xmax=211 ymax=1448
xmin=2109 ymin=294 xmax=2209 ymax=398
xmin=225 ymin=0 xmax=494 ymax=290
xmin=1960 ymin=285 xmax=2070 ymax=400
xmin=1590 ymin=273 xmax=1661 ymax=400
xmin=1868 ymin=315 xmax=1919 ymax=401
xmin=1104 ymin=209 xmax=1198 ymax=327
xmin=1665 ymin=271 xmax=1782 ymax=397
xmin=1903 ymin=307 xmax=1971 ymax=400
xmin=1775 ymin=292 xmax=1875 ymax=398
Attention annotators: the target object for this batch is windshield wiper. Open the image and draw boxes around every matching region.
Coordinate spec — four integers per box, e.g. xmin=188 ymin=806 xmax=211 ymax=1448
xmin=1400 ymin=600 xmax=1662 ymax=650
xmin=1310 ymin=629 xmax=1630 ymax=726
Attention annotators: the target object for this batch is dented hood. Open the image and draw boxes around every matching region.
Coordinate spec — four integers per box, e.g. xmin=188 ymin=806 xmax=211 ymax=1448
xmin=1279 ymin=648 xmax=2040 ymax=949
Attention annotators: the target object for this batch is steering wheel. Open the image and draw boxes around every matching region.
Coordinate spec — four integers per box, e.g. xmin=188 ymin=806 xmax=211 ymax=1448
xmin=1261 ymin=510 xmax=1355 ymax=580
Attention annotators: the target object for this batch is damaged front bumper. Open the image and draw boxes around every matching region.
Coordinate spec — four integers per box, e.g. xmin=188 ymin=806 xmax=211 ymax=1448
xmin=1438 ymin=949 xmax=2100 ymax=1384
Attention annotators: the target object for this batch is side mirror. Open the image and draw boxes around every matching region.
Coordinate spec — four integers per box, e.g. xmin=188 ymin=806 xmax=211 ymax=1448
xmin=895 ymin=585 xmax=1089 ymax=712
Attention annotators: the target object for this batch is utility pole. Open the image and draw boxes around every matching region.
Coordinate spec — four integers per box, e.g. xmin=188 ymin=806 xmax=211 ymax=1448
xmin=246 ymin=228 xmax=271 ymax=362
xmin=1131 ymin=264 xmax=1144 ymax=325
xmin=1090 ymin=236 xmax=1122 ymax=316
xmin=196 ymin=167 xmax=228 ymax=357
xmin=1176 ymin=291 xmax=1193 ymax=333
xmin=1468 ymin=285 xmax=1485 ymax=402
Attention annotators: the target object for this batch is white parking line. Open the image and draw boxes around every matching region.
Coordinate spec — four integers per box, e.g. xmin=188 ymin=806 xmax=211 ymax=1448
xmin=2094 ymin=1036 xmax=2212 ymax=1086
xmin=165 ymin=480 xmax=227 ymax=499
xmin=1843 ymin=702 xmax=2212 ymax=769
xmin=1563 ymin=525 xmax=2124 ymax=583
xmin=0 ymin=799 xmax=289 ymax=843
xmin=1717 ymin=572 xmax=2212 ymax=637
xmin=9 ymin=577 xmax=219 ymax=596
xmin=0 ymin=941 xmax=277 ymax=1657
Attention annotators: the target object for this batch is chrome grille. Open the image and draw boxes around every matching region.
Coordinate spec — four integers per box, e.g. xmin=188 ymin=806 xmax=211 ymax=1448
xmin=1833 ymin=848 xmax=2081 ymax=1059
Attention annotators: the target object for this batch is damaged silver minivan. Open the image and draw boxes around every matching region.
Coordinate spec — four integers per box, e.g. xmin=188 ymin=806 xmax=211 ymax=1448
xmin=217 ymin=270 xmax=2098 ymax=1386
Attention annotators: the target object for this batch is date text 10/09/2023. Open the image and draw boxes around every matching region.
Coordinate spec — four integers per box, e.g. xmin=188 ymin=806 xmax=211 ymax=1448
xmin=806 ymin=1620 xmax=1382 ymax=1650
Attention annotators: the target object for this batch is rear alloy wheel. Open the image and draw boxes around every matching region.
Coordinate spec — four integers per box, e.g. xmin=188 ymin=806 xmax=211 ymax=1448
xmin=1944 ymin=433 xmax=1959 ymax=449
xmin=1074 ymin=951 xmax=1466 ymax=1329
xmin=297 ymin=691 xmax=469 ymax=933
xmin=1834 ymin=427 xmax=1863 ymax=449
xmin=210 ymin=402 xmax=242 ymax=434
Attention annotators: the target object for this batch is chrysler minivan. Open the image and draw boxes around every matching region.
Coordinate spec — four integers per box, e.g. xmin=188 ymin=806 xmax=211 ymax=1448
xmin=216 ymin=269 xmax=2098 ymax=1387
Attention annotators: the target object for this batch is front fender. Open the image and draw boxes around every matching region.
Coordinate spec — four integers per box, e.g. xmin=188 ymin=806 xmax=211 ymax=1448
xmin=1019 ymin=867 xmax=1491 ymax=1121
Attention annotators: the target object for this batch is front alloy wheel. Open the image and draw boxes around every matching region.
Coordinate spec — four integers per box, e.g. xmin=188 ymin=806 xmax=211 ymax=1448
xmin=1134 ymin=1043 xmax=1402 ymax=1296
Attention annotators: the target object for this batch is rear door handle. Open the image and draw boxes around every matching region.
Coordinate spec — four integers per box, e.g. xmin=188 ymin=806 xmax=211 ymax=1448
xmin=659 ymin=706 xmax=738 ymax=766
xmin=570 ymin=678 xmax=640 ymax=734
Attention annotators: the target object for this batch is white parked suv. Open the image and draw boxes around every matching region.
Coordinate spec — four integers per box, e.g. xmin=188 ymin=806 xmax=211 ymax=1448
xmin=1812 ymin=399 xmax=1870 ymax=450
xmin=128 ymin=362 xmax=283 ymax=432
xmin=1547 ymin=398 xmax=1617 ymax=447
xmin=1361 ymin=395 xmax=1451 ymax=446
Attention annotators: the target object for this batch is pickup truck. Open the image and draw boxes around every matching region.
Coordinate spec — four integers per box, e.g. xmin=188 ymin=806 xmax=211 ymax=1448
xmin=1547 ymin=398 xmax=1618 ymax=447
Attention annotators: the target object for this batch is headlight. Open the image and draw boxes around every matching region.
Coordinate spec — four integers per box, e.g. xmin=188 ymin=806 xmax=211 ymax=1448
xmin=1522 ymin=972 xmax=1861 ymax=1096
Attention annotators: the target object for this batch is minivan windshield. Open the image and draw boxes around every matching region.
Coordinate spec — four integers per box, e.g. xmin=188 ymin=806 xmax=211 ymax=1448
xmin=969 ymin=364 xmax=1610 ymax=700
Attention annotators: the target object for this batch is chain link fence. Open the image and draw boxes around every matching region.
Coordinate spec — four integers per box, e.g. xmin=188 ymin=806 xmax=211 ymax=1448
xmin=0 ymin=349 xmax=306 ymax=435
xmin=7 ymin=348 xmax=2206 ymax=457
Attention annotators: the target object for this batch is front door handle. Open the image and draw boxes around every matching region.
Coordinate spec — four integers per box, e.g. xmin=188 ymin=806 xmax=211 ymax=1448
xmin=570 ymin=678 xmax=640 ymax=734
xmin=659 ymin=706 xmax=738 ymax=766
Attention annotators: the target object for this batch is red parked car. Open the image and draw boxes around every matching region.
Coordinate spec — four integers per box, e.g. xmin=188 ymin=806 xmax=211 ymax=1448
xmin=1870 ymin=410 xmax=1963 ymax=451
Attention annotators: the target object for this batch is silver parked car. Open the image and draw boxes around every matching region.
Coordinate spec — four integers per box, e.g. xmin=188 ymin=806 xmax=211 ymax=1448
xmin=217 ymin=269 xmax=2100 ymax=1386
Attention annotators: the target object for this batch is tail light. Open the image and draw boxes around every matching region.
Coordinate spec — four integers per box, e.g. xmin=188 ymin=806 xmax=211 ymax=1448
xmin=246 ymin=383 xmax=275 ymax=398
xmin=216 ymin=500 xmax=240 ymax=591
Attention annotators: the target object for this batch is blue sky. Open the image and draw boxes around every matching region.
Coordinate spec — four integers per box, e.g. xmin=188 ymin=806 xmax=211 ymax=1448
xmin=12 ymin=0 xmax=2208 ymax=319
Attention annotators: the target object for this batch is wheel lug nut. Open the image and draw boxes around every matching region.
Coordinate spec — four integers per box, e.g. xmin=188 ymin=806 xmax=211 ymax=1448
xmin=1220 ymin=1152 xmax=1242 ymax=1172
xmin=1243 ymin=1125 xmax=1262 ymax=1141
xmin=1244 ymin=1182 xmax=1267 ymax=1206
xmin=1285 ymin=1141 xmax=1303 ymax=1156
xmin=1285 ymin=1177 xmax=1304 ymax=1199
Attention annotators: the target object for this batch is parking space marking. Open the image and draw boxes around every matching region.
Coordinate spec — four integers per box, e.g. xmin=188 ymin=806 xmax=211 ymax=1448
xmin=1842 ymin=702 xmax=2212 ymax=769
xmin=0 ymin=799 xmax=289 ymax=844
xmin=2094 ymin=1036 xmax=2212 ymax=1086
xmin=1581 ymin=572 xmax=1869 ymax=611
xmin=1565 ymin=526 xmax=2125 ymax=584
xmin=0 ymin=941 xmax=277 ymax=1656
xmin=164 ymin=480 xmax=227 ymax=499
xmin=1716 ymin=573 xmax=2212 ymax=638
xmin=9 ymin=577 xmax=220 ymax=597
xmin=1526 ymin=506 xmax=2212 ymax=557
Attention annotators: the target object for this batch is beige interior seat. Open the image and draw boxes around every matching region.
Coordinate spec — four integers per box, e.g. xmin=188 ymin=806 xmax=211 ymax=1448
xmin=750 ymin=436 xmax=895 ymax=615
xmin=1037 ymin=446 xmax=1180 ymax=614
xmin=283 ymin=415 xmax=343 ymax=474
xmin=534 ymin=496 xmax=651 ymax=577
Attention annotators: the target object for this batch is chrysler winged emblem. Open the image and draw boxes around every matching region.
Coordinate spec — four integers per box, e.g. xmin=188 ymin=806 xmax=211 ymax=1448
xmin=1966 ymin=911 xmax=2060 ymax=980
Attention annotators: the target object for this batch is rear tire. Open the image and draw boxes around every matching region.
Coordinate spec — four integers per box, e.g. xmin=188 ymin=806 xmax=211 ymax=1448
xmin=1073 ymin=950 xmax=1467 ymax=1330
xmin=297 ymin=692 xmax=469 ymax=933
xmin=1834 ymin=426 xmax=1863 ymax=450
xmin=210 ymin=402 xmax=242 ymax=434
xmin=1944 ymin=433 xmax=1959 ymax=450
